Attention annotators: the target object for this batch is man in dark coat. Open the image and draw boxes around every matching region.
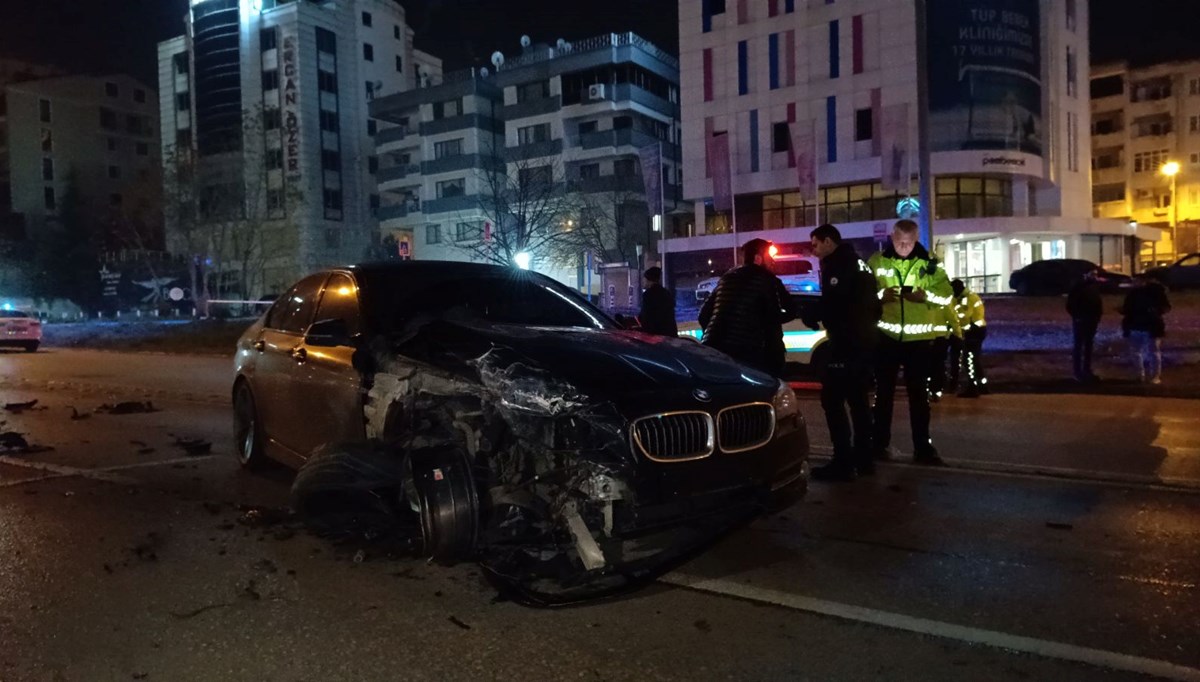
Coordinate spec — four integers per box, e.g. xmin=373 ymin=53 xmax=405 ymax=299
xmin=1121 ymin=274 xmax=1171 ymax=384
xmin=1066 ymin=270 xmax=1103 ymax=382
xmin=699 ymin=238 xmax=795 ymax=377
xmin=638 ymin=266 xmax=678 ymax=337
xmin=803 ymin=224 xmax=882 ymax=481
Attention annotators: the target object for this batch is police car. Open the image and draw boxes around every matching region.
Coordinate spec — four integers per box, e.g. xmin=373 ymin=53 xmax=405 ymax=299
xmin=694 ymin=254 xmax=821 ymax=303
xmin=678 ymin=291 xmax=829 ymax=373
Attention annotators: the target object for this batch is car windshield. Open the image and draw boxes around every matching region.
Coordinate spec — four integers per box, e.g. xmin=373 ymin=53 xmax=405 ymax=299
xmin=361 ymin=270 xmax=616 ymax=335
xmin=1 ymin=310 xmax=29 ymax=318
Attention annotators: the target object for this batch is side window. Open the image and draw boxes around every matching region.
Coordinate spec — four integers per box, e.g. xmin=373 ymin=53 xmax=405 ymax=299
xmin=273 ymin=274 xmax=328 ymax=333
xmin=313 ymin=273 xmax=361 ymax=335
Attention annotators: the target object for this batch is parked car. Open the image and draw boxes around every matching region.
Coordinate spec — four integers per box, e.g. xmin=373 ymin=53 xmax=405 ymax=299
xmin=1144 ymin=253 xmax=1200 ymax=290
xmin=1009 ymin=259 xmax=1130 ymax=295
xmin=232 ymin=262 xmax=809 ymax=604
xmin=0 ymin=309 xmax=42 ymax=352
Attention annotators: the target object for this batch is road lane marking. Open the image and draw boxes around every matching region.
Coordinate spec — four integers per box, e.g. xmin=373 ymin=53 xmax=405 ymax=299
xmin=661 ymin=573 xmax=1200 ymax=682
xmin=808 ymin=446 xmax=1200 ymax=493
xmin=0 ymin=455 xmax=217 ymax=487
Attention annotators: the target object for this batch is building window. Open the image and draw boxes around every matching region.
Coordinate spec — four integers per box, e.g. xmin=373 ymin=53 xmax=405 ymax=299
xmin=39 ymin=98 xmax=51 ymax=123
xmin=517 ymin=81 xmax=550 ymax=103
xmin=434 ymin=139 xmax=463 ymax=159
xmin=363 ymin=43 xmax=375 ymax=62
xmin=854 ymin=108 xmax=873 ymax=142
xmin=579 ymin=163 xmax=600 ymax=179
xmin=933 ymin=177 xmax=1013 ymax=220
xmin=176 ymin=93 xmax=190 ymax=111
xmin=433 ymin=99 xmax=461 ymax=119
xmin=261 ymin=28 xmax=277 ymax=51
xmin=396 ymin=55 xmax=403 ymax=73
xmin=366 ymin=81 xmax=375 ymax=101
xmin=127 ymin=115 xmax=145 ymax=135
xmin=362 ymin=11 xmax=372 ymax=26
xmin=105 ymin=82 xmax=119 ymax=98
xmin=320 ymin=109 xmax=338 ymax=132
xmin=518 ymin=165 xmax=553 ymax=188
xmin=1092 ymin=183 xmax=1124 ymax=203
xmin=578 ymin=121 xmax=598 ymax=135
xmin=517 ymin=123 xmax=551 ymax=145
xmin=1066 ymin=0 xmax=1077 ymax=31
xmin=426 ymin=224 xmax=441 ymax=244
xmin=455 ymin=222 xmax=482 ymax=241
xmin=367 ymin=155 xmax=379 ymax=174
xmin=321 ymin=150 xmax=341 ymax=171
xmin=436 ymin=178 xmax=465 ymax=198
xmin=1066 ymin=47 xmax=1077 ymax=98
xmin=1191 ymin=116 xmax=1200 ymax=134
xmin=316 ymin=28 xmax=336 ymax=54
xmin=1133 ymin=149 xmax=1171 ymax=173
xmin=737 ymin=40 xmax=748 ymax=95
xmin=613 ymin=159 xmax=638 ymax=177
xmin=318 ymin=70 xmax=337 ymax=92
xmin=1192 ymin=152 xmax=1200 ymax=165
xmin=367 ymin=119 xmax=377 ymax=136
xmin=828 ymin=20 xmax=840 ymax=79
xmin=134 ymin=89 xmax=146 ymax=104
xmin=264 ymin=108 xmax=281 ymax=131
xmin=369 ymin=194 xmax=380 ymax=215
xmin=176 ymin=129 xmax=192 ymax=148
xmin=266 ymin=148 xmax=283 ymax=170
xmin=108 ymin=165 xmax=121 ymax=180
xmin=394 ymin=25 xmax=402 ymax=40
xmin=772 ymin=122 xmax=790 ymax=153
xmin=174 ymin=53 xmax=188 ymax=75
xmin=108 ymin=137 xmax=119 ymax=151
xmin=262 ymin=70 xmax=279 ymax=91
xmin=267 ymin=188 xmax=285 ymax=212
xmin=42 ymin=158 xmax=54 ymax=182
xmin=323 ymin=189 xmax=343 ymax=210
xmin=44 ymin=187 xmax=56 ymax=211
xmin=41 ymin=129 xmax=53 ymax=153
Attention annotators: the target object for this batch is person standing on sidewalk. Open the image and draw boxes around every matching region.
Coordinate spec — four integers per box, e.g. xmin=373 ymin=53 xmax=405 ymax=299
xmin=1067 ymin=271 xmax=1103 ymax=382
xmin=1120 ymin=274 xmax=1171 ymax=384
xmin=952 ymin=279 xmax=988 ymax=398
xmin=803 ymin=224 xmax=882 ymax=482
xmin=637 ymin=267 xmax=678 ymax=337
xmin=699 ymin=239 xmax=795 ymax=377
xmin=868 ymin=220 xmax=954 ymax=465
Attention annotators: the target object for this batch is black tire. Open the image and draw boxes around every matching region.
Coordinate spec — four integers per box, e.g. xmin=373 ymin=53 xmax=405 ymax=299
xmin=24 ymin=342 xmax=38 ymax=353
xmin=232 ymin=380 xmax=271 ymax=471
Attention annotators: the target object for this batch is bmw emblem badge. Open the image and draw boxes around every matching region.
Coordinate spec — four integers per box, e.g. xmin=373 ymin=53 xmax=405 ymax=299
xmin=693 ymin=388 xmax=712 ymax=402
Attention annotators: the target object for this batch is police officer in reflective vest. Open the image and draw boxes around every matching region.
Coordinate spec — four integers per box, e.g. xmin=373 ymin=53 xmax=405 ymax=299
xmin=929 ymin=297 xmax=962 ymax=402
xmin=951 ymin=279 xmax=988 ymax=397
xmin=867 ymin=219 xmax=954 ymax=465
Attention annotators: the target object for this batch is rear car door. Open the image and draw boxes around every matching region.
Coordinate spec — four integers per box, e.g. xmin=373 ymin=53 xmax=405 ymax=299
xmin=1176 ymin=255 xmax=1200 ymax=288
xmin=253 ymin=273 xmax=328 ymax=457
xmin=283 ymin=272 xmax=366 ymax=458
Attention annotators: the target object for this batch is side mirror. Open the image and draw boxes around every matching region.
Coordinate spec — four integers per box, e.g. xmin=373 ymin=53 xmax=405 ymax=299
xmin=305 ymin=318 xmax=352 ymax=347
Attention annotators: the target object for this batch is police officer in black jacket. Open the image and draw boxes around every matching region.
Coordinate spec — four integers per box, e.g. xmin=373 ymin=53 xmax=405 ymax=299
xmin=699 ymin=239 xmax=795 ymax=377
xmin=803 ymin=224 xmax=883 ymax=481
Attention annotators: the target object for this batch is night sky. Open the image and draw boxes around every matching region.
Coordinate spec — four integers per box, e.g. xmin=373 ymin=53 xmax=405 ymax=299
xmin=0 ymin=0 xmax=1193 ymax=85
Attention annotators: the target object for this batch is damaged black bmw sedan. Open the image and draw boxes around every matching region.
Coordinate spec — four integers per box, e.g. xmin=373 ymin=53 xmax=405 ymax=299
xmin=232 ymin=261 xmax=809 ymax=604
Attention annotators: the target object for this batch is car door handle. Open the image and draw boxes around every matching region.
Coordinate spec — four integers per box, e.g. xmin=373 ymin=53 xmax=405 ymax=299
xmin=253 ymin=339 xmax=266 ymax=352
xmin=290 ymin=346 xmax=307 ymax=363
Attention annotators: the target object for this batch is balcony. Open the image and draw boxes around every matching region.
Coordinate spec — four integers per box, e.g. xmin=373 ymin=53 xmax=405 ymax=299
xmin=377 ymin=163 xmax=421 ymax=183
xmin=501 ymin=96 xmax=562 ymax=121
xmin=502 ymin=138 xmax=564 ymax=161
xmin=376 ymin=126 xmax=419 ymax=146
xmin=378 ymin=199 xmax=421 ymax=221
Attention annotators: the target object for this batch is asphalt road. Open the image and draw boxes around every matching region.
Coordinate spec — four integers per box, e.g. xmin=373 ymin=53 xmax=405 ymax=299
xmin=2 ymin=349 xmax=1199 ymax=681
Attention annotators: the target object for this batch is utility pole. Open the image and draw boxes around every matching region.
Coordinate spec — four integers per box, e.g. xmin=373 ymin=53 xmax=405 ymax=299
xmin=914 ymin=0 xmax=935 ymax=249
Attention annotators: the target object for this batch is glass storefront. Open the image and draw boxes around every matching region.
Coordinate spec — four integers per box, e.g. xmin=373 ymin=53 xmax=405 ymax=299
xmin=944 ymin=238 xmax=1005 ymax=293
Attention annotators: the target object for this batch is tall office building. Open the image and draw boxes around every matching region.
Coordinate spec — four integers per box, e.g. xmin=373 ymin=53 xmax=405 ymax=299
xmin=671 ymin=0 xmax=1150 ymax=293
xmin=158 ymin=0 xmax=440 ymax=296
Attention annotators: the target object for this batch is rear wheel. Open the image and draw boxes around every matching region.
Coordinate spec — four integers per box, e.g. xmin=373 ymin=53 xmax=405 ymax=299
xmin=232 ymin=381 xmax=271 ymax=471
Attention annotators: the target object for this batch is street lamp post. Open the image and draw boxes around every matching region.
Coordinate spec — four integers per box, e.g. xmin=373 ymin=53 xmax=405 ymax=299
xmin=1162 ymin=161 xmax=1180 ymax=260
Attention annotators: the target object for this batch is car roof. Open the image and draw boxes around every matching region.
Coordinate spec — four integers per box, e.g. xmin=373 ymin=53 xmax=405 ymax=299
xmin=343 ymin=260 xmax=522 ymax=278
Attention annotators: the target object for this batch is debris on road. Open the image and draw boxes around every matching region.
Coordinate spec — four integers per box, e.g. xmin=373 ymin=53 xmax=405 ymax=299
xmin=69 ymin=407 xmax=91 ymax=421
xmin=3 ymin=399 xmax=41 ymax=413
xmin=173 ymin=437 xmax=212 ymax=456
xmin=96 ymin=401 xmax=159 ymax=415
xmin=236 ymin=505 xmax=294 ymax=528
xmin=448 ymin=615 xmax=471 ymax=630
xmin=0 ymin=431 xmax=55 ymax=455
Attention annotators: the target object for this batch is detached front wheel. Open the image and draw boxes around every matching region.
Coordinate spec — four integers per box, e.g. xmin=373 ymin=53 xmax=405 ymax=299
xmin=233 ymin=381 xmax=271 ymax=471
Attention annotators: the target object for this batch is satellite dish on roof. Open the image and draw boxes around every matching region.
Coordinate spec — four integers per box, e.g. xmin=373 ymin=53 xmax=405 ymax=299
xmin=520 ymin=35 xmax=531 ymax=48
xmin=479 ymin=67 xmax=489 ymax=78
xmin=491 ymin=51 xmax=504 ymax=68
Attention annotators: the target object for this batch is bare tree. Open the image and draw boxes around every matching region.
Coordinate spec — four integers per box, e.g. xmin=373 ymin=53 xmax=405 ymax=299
xmin=571 ymin=187 xmax=650 ymax=269
xmin=449 ymin=156 xmax=582 ymax=269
